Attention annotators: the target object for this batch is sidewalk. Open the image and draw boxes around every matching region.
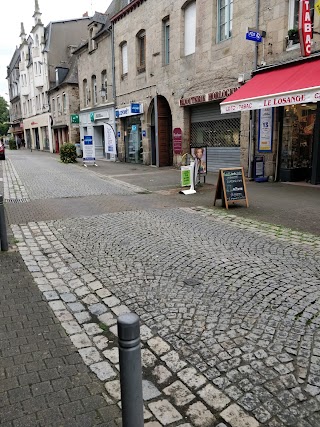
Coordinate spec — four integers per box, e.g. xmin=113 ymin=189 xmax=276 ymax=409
xmin=0 ymin=160 xmax=121 ymax=427
xmin=91 ymin=159 xmax=320 ymax=236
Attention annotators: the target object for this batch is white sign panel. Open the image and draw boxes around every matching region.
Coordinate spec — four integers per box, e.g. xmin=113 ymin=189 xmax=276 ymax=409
xmin=221 ymin=88 xmax=320 ymax=113
xmin=258 ymin=108 xmax=273 ymax=152
xmin=83 ymin=135 xmax=95 ymax=162
xmin=104 ymin=124 xmax=116 ymax=155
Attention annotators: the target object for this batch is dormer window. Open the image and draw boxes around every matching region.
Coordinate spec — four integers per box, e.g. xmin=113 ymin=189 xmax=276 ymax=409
xmin=89 ymin=27 xmax=96 ymax=51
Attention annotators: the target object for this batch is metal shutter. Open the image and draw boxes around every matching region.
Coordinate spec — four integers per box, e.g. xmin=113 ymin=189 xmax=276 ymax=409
xmin=207 ymin=147 xmax=240 ymax=172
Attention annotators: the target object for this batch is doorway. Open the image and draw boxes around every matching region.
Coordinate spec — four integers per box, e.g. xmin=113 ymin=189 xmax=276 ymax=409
xmin=149 ymin=96 xmax=173 ymax=167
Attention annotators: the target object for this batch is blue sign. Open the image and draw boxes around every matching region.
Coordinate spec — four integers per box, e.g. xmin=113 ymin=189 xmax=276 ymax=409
xmin=84 ymin=135 xmax=93 ymax=145
xmin=131 ymin=103 xmax=141 ymax=114
xmin=117 ymin=131 xmax=121 ymax=138
xmin=142 ymin=130 xmax=146 ymax=137
xmin=131 ymin=125 xmax=137 ymax=131
xmin=246 ymin=31 xmax=262 ymax=42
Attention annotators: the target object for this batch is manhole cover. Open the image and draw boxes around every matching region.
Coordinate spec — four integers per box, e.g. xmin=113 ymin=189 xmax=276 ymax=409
xmin=183 ymin=278 xmax=202 ymax=286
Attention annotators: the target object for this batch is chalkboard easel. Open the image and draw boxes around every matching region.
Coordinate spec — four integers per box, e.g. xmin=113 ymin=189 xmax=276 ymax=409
xmin=214 ymin=167 xmax=249 ymax=209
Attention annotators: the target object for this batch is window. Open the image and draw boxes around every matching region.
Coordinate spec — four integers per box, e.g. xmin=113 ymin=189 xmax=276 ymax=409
xmin=35 ymin=35 xmax=39 ymax=47
xmin=38 ymin=61 xmax=42 ymax=75
xmin=83 ymin=79 xmax=89 ymax=107
xmin=57 ymin=96 xmax=61 ymax=115
xmin=218 ymin=0 xmax=233 ymax=42
xmin=288 ymin=0 xmax=314 ymax=43
xmin=62 ymin=93 xmax=67 ymax=114
xmin=163 ymin=18 xmax=170 ymax=65
xmin=52 ymin=98 xmax=55 ymax=116
xmin=89 ymin=28 xmax=96 ymax=51
xmin=137 ymin=30 xmax=146 ymax=72
xmin=92 ymin=75 xmax=97 ymax=105
xmin=121 ymin=42 xmax=128 ymax=76
xmin=184 ymin=1 xmax=196 ymax=55
xmin=101 ymin=70 xmax=107 ymax=99
xmin=35 ymin=62 xmax=38 ymax=75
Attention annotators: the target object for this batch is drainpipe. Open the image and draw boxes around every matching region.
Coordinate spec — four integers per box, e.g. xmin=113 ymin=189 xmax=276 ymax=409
xmin=248 ymin=0 xmax=260 ymax=179
xmin=111 ymin=22 xmax=117 ymax=159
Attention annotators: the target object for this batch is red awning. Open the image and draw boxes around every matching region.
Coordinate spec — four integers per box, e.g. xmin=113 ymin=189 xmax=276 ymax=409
xmin=220 ymin=58 xmax=320 ymax=113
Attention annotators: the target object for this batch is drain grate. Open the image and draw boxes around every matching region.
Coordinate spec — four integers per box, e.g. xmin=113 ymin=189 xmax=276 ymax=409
xmin=5 ymin=198 xmax=29 ymax=203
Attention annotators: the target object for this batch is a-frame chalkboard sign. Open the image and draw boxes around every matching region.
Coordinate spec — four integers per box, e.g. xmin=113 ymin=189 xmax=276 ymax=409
xmin=214 ymin=167 xmax=249 ymax=209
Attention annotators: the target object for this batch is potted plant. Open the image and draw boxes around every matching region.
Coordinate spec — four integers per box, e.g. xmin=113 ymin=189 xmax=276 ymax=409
xmin=288 ymin=28 xmax=299 ymax=42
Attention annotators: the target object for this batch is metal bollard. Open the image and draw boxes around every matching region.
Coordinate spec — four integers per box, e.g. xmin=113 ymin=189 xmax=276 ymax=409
xmin=0 ymin=195 xmax=8 ymax=251
xmin=117 ymin=313 xmax=144 ymax=427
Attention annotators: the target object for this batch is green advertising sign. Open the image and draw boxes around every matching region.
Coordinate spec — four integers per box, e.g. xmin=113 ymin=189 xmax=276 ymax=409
xmin=90 ymin=112 xmax=95 ymax=122
xmin=181 ymin=168 xmax=191 ymax=187
xmin=70 ymin=114 xmax=79 ymax=124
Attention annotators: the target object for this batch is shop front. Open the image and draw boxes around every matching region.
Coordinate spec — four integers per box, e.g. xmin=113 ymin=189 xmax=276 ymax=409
xmin=23 ymin=113 xmax=53 ymax=152
xmin=221 ymin=56 xmax=320 ymax=185
xmin=116 ymin=103 xmax=144 ymax=164
xmin=79 ymin=107 xmax=116 ymax=160
xmin=180 ymin=88 xmax=241 ymax=172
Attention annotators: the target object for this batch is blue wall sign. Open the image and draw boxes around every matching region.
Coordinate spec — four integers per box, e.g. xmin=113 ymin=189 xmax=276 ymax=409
xmin=142 ymin=130 xmax=146 ymax=137
xmin=131 ymin=103 xmax=141 ymax=114
xmin=246 ymin=31 xmax=262 ymax=42
xmin=117 ymin=131 xmax=121 ymax=138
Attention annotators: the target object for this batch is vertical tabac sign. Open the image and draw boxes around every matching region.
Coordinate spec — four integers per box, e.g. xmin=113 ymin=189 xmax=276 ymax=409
xmin=299 ymin=0 xmax=313 ymax=56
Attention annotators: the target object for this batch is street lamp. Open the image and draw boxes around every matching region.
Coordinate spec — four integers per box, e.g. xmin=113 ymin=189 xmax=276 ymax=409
xmin=100 ymin=84 xmax=106 ymax=98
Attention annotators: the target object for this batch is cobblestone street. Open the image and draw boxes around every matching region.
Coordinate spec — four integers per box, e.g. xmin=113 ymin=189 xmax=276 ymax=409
xmin=2 ymin=150 xmax=320 ymax=427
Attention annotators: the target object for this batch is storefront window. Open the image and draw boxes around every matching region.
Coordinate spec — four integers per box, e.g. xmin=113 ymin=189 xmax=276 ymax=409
xmin=125 ymin=117 xmax=143 ymax=163
xmin=41 ymin=126 xmax=50 ymax=150
xmin=281 ymin=104 xmax=316 ymax=180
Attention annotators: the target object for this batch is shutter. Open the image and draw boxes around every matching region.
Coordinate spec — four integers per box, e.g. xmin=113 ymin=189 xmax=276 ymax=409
xmin=122 ymin=43 xmax=128 ymax=74
xmin=207 ymin=147 xmax=240 ymax=172
xmin=191 ymin=103 xmax=240 ymax=122
xmin=184 ymin=2 xmax=196 ymax=56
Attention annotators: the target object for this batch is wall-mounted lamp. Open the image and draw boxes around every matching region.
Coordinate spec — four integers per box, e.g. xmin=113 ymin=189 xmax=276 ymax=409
xmin=100 ymin=84 xmax=106 ymax=98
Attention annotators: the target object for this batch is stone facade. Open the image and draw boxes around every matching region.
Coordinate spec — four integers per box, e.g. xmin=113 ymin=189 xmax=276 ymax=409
xmin=76 ymin=12 xmax=116 ymax=160
xmin=111 ymin=0 xmax=320 ymax=177
xmin=7 ymin=48 xmax=23 ymax=143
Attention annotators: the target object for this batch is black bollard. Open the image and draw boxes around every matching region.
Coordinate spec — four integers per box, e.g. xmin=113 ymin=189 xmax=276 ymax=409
xmin=0 ymin=195 xmax=8 ymax=251
xmin=117 ymin=313 xmax=144 ymax=427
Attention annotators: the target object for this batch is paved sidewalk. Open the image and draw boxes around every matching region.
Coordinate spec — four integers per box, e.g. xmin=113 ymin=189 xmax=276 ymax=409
xmin=0 ymin=250 xmax=121 ymax=427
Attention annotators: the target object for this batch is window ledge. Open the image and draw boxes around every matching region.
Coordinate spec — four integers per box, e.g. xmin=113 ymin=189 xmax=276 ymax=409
xmin=137 ymin=66 xmax=146 ymax=74
xmin=121 ymin=73 xmax=128 ymax=81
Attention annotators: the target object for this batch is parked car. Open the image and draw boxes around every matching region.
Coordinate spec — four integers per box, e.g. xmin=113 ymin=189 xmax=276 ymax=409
xmin=0 ymin=141 xmax=5 ymax=160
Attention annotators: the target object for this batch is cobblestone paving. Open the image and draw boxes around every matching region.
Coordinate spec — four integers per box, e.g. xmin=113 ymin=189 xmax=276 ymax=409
xmin=3 ymin=158 xmax=29 ymax=201
xmin=6 ymin=151 xmax=140 ymax=200
xmin=5 ymin=150 xmax=320 ymax=426
xmin=10 ymin=207 xmax=320 ymax=427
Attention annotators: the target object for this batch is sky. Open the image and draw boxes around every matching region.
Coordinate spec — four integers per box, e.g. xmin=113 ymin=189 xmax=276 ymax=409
xmin=0 ymin=0 xmax=112 ymax=103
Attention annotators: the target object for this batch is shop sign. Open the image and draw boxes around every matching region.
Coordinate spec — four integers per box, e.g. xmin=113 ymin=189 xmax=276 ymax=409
xmin=31 ymin=121 xmax=38 ymax=126
xmin=181 ymin=166 xmax=191 ymax=187
xmin=116 ymin=103 xmax=144 ymax=118
xmin=173 ymin=128 xmax=183 ymax=154
xmin=104 ymin=123 xmax=116 ymax=154
xmin=20 ymin=122 xmax=24 ymax=128
xmin=83 ymin=135 xmax=95 ymax=162
xmin=316 ymin=0 xmax=320 ymax=15
xmin=90 ymin=112 xmax=95 ymax=122
xmin=299 ymin=0 xmax=312 ymax=56
xmin=94 ymin=111 xmax=109 ymax=120
xmin=258 ymin=108 xmax=273 ymax=152
xmin=180 ymin=87 xmax=239 ymax=106
xmin=70 ymin=114 xmax=79 ymax=124
xmin=221 ymin=88 xmax=320 ymax=113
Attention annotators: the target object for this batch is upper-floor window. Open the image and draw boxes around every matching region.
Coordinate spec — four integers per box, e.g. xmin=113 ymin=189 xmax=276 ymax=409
xmin=57 ymin=96 xmax=61 ymax=115
xmin=121 ymin=42 xmax=128 ymax=76
xmin=63 ymin=93 xmax=67 ymax=113
xmin=288 ymin=0 xmax=314 ymax=44
xmin=92 ymin=75 xmax=97 ymax=105
xmin=137 ymin=30 xmax=146 ymax=72
xmin=52 ymin=98 xmax=55 ymax=116
xmin=101 ymin=70 xmax=107 ymax=100
xmin=184 ymin=1 xmax=196 ymax=55
xmin=38 ymin=61 xmax=42 ymax=75
xmin=89 ymin=28 xmax=96 ymax=51
xmin=218 ymin=0 xmax=233 ymax=42
xmin=83 ymin=79 xmax=89 ymax=107
xmin=35 ymin=35 xmax=39 ymax=47
xmin=163 ymin=17 xmax=170 ymax=65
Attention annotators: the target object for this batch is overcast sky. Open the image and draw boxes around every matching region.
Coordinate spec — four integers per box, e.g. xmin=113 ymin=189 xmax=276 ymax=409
xmin=0 ymin=0 xmax=112 ymax=103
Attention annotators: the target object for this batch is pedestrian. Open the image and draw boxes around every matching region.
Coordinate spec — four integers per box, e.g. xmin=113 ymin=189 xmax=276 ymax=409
xmin=17 ymin=137 xmax=21 ymax=149
xmin=21 ymin=137 xmax=25 ymax=148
